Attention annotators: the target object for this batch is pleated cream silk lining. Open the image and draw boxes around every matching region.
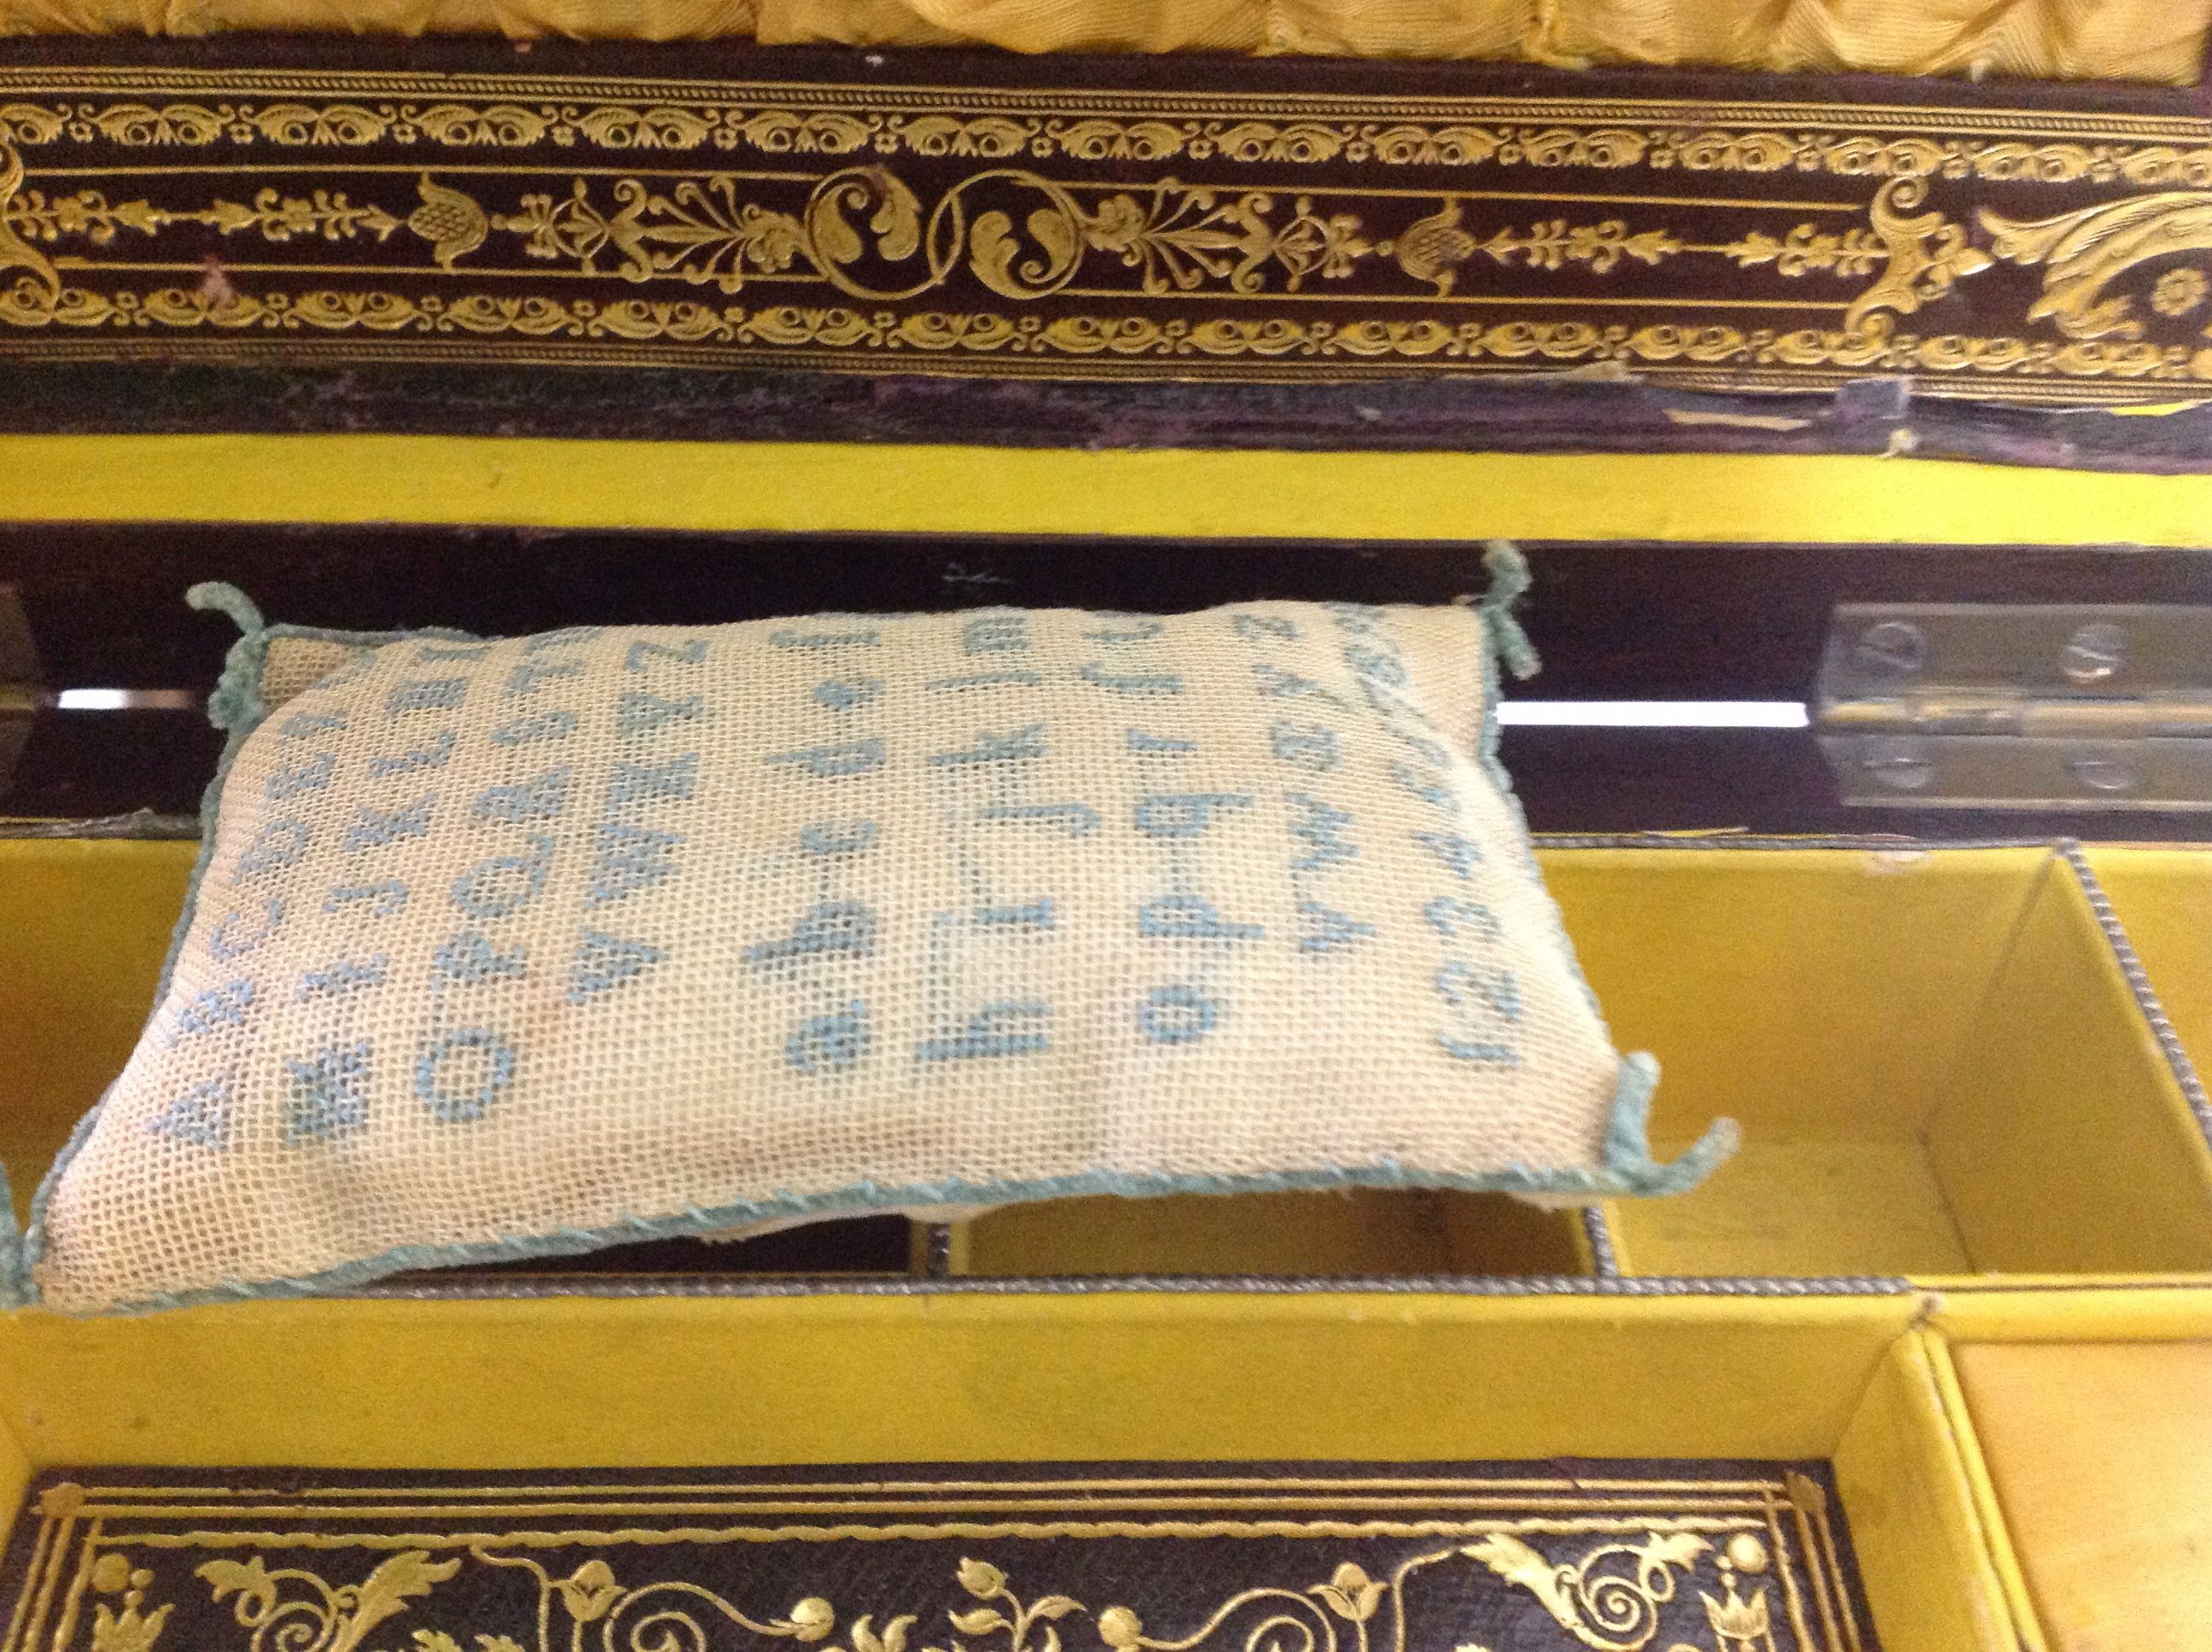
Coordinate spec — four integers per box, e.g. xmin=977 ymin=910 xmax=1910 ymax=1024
xmin=1 ymin=0 xmax=2203 ymax=86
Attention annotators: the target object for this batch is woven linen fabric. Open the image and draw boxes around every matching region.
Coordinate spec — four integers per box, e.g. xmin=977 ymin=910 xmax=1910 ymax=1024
xmin=17 ymin=574 xmax=1732 ymax=1313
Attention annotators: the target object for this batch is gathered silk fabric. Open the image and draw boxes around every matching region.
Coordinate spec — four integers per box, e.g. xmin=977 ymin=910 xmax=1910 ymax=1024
xmin=0 ymin=0 xmax=2202 ymax=84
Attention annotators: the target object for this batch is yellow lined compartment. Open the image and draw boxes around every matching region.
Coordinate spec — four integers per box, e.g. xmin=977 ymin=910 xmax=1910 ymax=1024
xmin=1580 ymin=845 xmax=2212 ymax=1280
xmin=959 ymin=1188 xmax=1593 ymax=1277
xmin=960 ymin=845 xmax=2212 ymax=1283
xmin=0 ymin=1290 xmax=2011 ymax=1652
xmin=1927 ymin=1290 xmax=2212 ymax=1651
xmin=7 ymin=836 xmax=2209 ymax=1285
xmin=0 ymin=839 xmax=195 ymax=1228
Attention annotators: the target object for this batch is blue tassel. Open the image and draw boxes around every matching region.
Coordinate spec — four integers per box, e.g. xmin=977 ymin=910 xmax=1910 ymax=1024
xmin=185 ymin=583 xmax=271 ymax=734
xmin=1480 ymin=541 xmax=1542 ymax=682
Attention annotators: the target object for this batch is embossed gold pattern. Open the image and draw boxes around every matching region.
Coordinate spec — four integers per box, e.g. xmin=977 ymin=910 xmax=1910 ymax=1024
xmin=41 ymin=1537 xmax=1845 ymax=1652
xmin=7 ymin=65 xmax=2212 ymax=398
xmin=0 ymin=1470 xmax=1869 ymax=1652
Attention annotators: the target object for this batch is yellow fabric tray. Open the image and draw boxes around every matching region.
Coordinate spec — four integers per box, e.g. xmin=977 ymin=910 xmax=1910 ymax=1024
xmin=9 ymin=837 xmax=2209 ymax=1287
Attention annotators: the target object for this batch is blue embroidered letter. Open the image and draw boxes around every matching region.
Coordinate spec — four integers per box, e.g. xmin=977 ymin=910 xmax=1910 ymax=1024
xmin=1342 ymin=644 xmax=1407 ymax=687
xmin=523 ymin=625 xmax=605 ymax=654
xmin=619 ymin=691 xmax=704 ymax=737
xmin=929 ymin=669 xmax=1044 ymax=691
xmin=172 ymin=979 xmax=256 ymax=1039
xmin=325 ymin=879 xmax=409 ymax=917
xmin=930 ymin=726 xmax=1046 ymax=766
xmin=917 ymin=1002 xmax=1051 ymax=1062
xmin=343 ymin=794 xmax=436 ymax=852
xmin=148 ymin=1076 xmax=231 ymax=1151
xmin=491 ymin=711 xmax=579 ymax=747
xmin=814 ymin=678 xmax=882 ymax=713
xmin=386 ymin=678 xmax=468 ymax=717
xmin=1126 ymin=730 xmax=1197 ymax=754
xmin=1138 ymin=985 xmax=1218 ymax=1044
xmin=233 ymin=820 xmax=309 ymax=883
xmin=1136 ymin=792 xmax=1253 ymax=838
xmin=626 ymin=637 xmax=707 ymax=672
xmin=1287 ymin=794 xmax=1359 ymax=870
xmin=507 ymin=659 xmax=585 ymax=698
xmin=744 ymin=901 xmax=876 ymax=968
xmin=765 ymin=738 xmax=884 ymax=778
xmin=1254 ymin=663 xmax=1345 ymax=707
xmin=567 ymin=931 xmax=667 ymax=1002
xmin=771 ymin=626 xmax=880 ymax=650
xmin=1298 ymin=902 xmax=1376 ymax=953
xmin=608 ymin=753 xmax=699 ymax=810
xmin=964 ymin=614 xmax=1031 ymax=654
xmin=369 ymin=730 xmax=457 ymax=778
xmin=1138 ymin=895 xmax=1264 ymax=941
xmin=788 ymin=1002 xmax=869 ymax=1074
xmin=285 ymin=1041 xmax=372 ymax=1143
xmin=451 ymin=834 xmax=554 ymax=920
xmin=473 ymin=769 xmax=573 ymax=823
xmin=415 ymin=1027 xmax=516 ymax=1123
xmin=1391 ymin=761 xmax=1458 ymax=813
xmin=1412 ymin=831 xmax=1482 ymax=880
xmin=1083 ymin=618 xmax=1162 ymax=647
xmin=265 ymin=752 xmax=335 ymax=801
xmin=586 ymin=823 xmax=685 ymax=907
xmin=1270 ymin=723 xmax=1342 ymax=772
xmin=1424 ymin=896 xmax=1500 ymax=941
xmin=1080 ymin=663 xmax=1182 ymax=695
xmin=208 ymin=898 xmax=286 ymax=962
xmin=434 ymin=933 xmax=529 ymax=986
xmin=980 ymin=801 xmax=1101 ymax=836
xmin=800 ymin=820 xmax=879 ymax=857
xmin=296 ymin=955 xmax=389 ymax=1000
xmin=280 ymin=709 xmax=348 ymax=741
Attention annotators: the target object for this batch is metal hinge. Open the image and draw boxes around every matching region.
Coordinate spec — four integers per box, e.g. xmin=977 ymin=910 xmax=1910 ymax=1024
xmin=1815 ymin=603 xmax=2212 ymax=811
xmin=0 ymin=585 xmax=38 ymax=804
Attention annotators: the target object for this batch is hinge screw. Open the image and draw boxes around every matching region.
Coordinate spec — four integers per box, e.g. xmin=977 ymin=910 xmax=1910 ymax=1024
xmin=1860 ymin=736 xmax=1935 ymax=792
xmin=1852 ymin=620 xmax=1927 ymax=679
xmin=2063 ymin=622 xmax=2128 ymax=685
xmin=2066 ymin=746 xmax=2139 ymax=794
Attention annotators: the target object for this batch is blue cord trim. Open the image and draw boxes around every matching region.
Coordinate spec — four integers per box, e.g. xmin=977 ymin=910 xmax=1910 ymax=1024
xmin=67 ymin=1149 xmax=1735 ymax=1318
xmin=16 ymin=578 xmax=1731 ymax=1315
xmin=0 ymin=1164 xmax=22 ymax=1310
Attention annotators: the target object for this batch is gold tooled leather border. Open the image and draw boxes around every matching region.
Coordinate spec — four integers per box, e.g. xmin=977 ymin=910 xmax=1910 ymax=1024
xmin=5 ymin=53 xmax=2212 ymax=401
xmin=2 ymin=1465 xmax=1872 ymax=1652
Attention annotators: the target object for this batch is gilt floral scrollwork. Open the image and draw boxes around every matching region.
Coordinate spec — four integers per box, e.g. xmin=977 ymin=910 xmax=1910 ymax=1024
xmin=28 ymin=1521 xmax=1843 ymax=1652
xmin=199 ymin=1550 xmax=462 ymax=1652
xmin=1981 ymin=189 xmax=2212 ymax=340
xmin=1462 ymin=1533 xmax=1708 ymax=1652
xmin=0 ymin=138 xmax=60 ymax=298
xmin=1840 ymin=176 xmax=1994 ymax=330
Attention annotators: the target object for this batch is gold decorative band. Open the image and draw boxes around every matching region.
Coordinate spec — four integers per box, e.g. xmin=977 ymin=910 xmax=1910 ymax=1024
xmin=5 ymin=60 xmax=2212 ymax=400
xmin=5 ymin=1466 xmax=1869 ymax=1652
